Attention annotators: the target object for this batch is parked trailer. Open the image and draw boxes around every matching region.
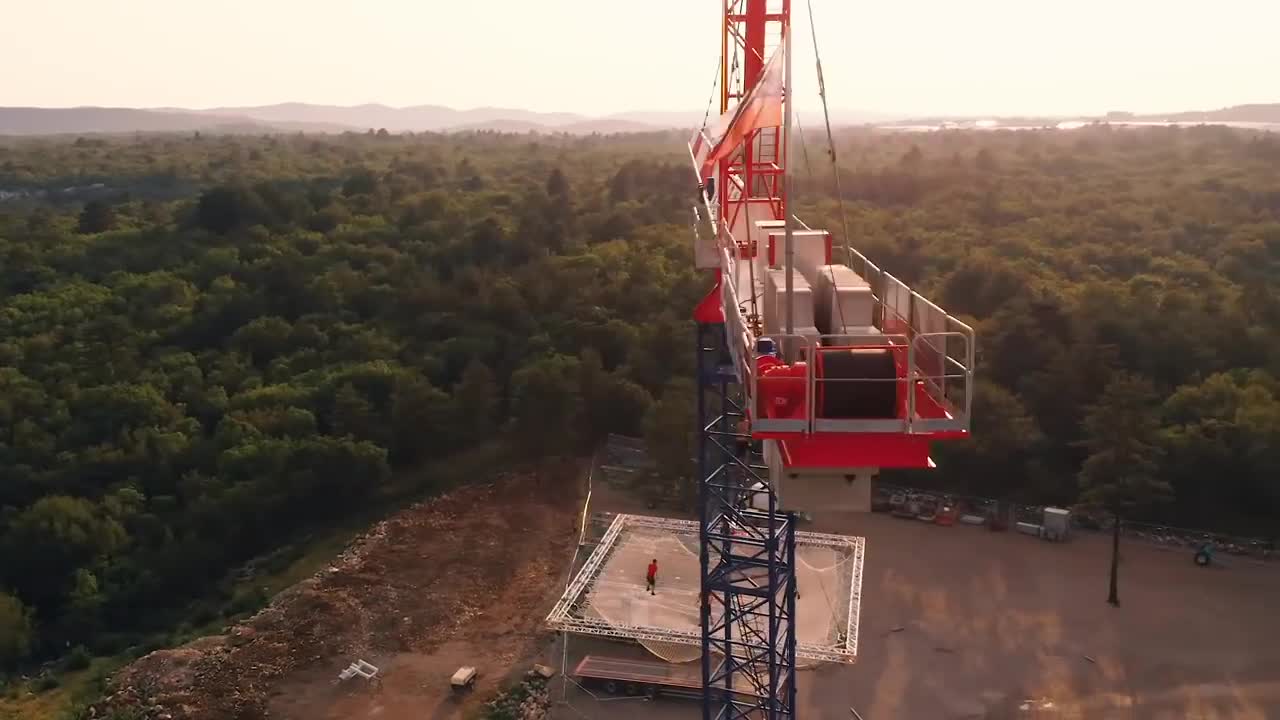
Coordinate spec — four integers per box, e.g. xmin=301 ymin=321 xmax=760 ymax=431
xmin=573 ymin=655 xmax=706 ymax=700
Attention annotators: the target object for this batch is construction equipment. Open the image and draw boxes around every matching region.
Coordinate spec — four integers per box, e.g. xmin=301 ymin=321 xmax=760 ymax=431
xmin=337 ymin=659 xmax=380 ymax=687
xmin=1194 ymin=541 xmax=1215 ymax=567
xmin=687 ymin=2 xmax=976 ymax=717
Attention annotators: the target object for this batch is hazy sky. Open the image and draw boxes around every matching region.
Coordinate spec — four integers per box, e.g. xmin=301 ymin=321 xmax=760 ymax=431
xmin=2 ymin=0 xmax=1275 ymax=116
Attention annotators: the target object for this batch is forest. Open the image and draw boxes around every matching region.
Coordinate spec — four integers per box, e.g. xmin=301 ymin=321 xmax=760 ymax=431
xmin=1 ymin=125 xmax=1278 ymax=672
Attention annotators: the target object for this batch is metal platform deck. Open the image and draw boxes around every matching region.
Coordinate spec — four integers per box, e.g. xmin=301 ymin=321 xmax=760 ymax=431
xmin=547 ymin=513 xmax=865 ymax=664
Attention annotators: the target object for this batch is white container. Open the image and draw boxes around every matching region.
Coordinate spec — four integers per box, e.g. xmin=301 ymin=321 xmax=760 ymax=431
xmin=764 ymin=269 xmax=815 ymax=335
xmin=1042 ymin=507 xmax=1071 ymax=541
xmin=451 ymin=666 xmax=478 ymax=688
xmin=811 ymin=264 xmax=874 ymax=332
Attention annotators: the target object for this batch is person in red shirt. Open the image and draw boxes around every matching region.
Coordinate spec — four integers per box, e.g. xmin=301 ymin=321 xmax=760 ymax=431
xmin=645 ymin=558 xmax=658 ymax=595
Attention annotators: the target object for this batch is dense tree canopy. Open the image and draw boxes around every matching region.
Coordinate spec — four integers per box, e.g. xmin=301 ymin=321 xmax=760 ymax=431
xmin=0 ymin=130 xmax=703 ymax=665
xmin=1 ymin=125 xmax=1278 ymax=666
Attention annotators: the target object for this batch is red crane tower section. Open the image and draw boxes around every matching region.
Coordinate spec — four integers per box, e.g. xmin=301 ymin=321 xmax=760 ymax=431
xmin=690 ymin=0 xmax=974 ymax=510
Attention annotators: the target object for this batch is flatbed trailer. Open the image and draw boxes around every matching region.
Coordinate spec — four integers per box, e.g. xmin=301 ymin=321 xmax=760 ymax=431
xmin=573 ymin=655 xmax=706 ymax=700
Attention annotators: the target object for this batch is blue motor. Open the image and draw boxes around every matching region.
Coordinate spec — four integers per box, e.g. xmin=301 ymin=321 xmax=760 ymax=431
xmin=756 ymin=337 xmax=778 ymax=357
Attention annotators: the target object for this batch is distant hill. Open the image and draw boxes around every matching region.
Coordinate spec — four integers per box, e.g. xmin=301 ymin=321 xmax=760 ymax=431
xmin=447 ymin=118 xmax=670 ymax=135
xmin=0 ymin=103 xmax=677 ymax=137
xmin=7 ymin=101 xmax=1272 ymax=138
xmin=563 ymin=118 xmax=666 ymax=134
xmin=0 ymin=107 xmax=282 ymax=136
xmin=607 ymin=111 xmax=705 ymax=129
xmin=0 ymin=107 xmax=361 ymax=136
xmin=0 ymin=102 xmax=906 ymax=138
xmin=449 ymin=119 xmax=560 ymax=134
xmin=1136 ymin=104 xmax=1280 ymax=123
xmin=195 ymin=103 xmax=593 ymax=133
xmin=889 ymin=104 xmax=1280 ymax=130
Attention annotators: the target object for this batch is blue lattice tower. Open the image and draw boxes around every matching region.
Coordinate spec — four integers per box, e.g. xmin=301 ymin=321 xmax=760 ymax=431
xmin=697 ymin=319 xmax=798 ymax=719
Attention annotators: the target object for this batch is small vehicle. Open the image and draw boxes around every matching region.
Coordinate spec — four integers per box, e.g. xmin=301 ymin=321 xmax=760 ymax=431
xmin=1194 ymin=542 xmax=1215 ymax=567
xmin=934 ymin=502 xmax=958 ymax=526
xmin=451 ymin=666 xmax=478 ymax=691
xmin=915 ymin=494 xmax=938 ymax=522
xmin=889 ymin=492 xmax=914 ymax=518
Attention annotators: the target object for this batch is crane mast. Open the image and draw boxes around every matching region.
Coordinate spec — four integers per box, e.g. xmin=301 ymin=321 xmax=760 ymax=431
xmin=694 ymin=2 xmax=798 ymax=719
xmin=689 ymin=2 xmax=976 ymax=717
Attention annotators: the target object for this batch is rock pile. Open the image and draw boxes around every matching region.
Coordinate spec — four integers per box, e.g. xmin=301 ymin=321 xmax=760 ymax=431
xmin=90 ymin=473 xmax=573 ymax=720
xmin=484 ymin=675 xmax=551 ymax=720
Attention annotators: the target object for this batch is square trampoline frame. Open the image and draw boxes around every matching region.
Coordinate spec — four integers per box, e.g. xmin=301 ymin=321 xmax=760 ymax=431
xmin=546 ymin=513 xmax=865 ymax=664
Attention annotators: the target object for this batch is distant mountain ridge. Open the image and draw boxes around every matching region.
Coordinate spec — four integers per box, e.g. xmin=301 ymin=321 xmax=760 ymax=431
xmin=197 ymin=104 xmax=896 ymax=132
xmin=1136 ymin=104 xmax=1280 ymax=123
xmin=891 ymin=104 xmax=1280 ymax=129
xmin=0 ymin=102 xmax=895 ymax=137
xmin=0 ymin=107 xmax=270 ymax=136
xmin=2 ymin=102 xmax=1276 ymax=137
xmin=0 ymin=103 xmax=707 ymax=137
xmin=187 ymin=103 xmax=595 ymax=133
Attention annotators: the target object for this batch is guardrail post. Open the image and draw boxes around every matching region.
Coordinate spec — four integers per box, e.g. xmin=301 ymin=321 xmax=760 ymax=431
xmin=906 ymin=339 xmax=915 ymax=433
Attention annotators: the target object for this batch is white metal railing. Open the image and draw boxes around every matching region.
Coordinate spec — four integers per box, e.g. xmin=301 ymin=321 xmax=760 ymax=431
xmin=689 ymin=144 xmax=975 ymax=436
xmin=719 ymin=242 xmax=755 ymax=386
xmin=910 ymin=330 xmax=974 ymax=432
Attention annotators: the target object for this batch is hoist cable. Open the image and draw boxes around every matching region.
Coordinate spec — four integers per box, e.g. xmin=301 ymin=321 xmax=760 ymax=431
xmin=807 ymin=0 xmax=852 ymax=268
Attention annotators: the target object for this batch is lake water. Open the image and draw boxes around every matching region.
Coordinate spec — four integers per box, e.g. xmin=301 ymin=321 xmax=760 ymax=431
xmin=878 ymin=120 xmax=1280 ymax=133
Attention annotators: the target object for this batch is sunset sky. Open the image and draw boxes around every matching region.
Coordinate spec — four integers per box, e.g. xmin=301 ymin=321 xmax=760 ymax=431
xmin=2 ymin=0 xmax=1275 ymax=116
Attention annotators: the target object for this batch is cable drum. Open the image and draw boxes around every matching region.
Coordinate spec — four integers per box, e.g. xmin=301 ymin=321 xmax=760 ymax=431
xmin=816 ymin=348 xmax=898 ymax=419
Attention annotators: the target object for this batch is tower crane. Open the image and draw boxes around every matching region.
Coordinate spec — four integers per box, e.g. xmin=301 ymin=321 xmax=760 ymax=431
xmin=688 ymin=2 xmax=977 ymax=718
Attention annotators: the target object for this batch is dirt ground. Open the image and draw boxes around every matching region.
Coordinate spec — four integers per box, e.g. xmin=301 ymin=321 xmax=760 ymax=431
xmin=95 ymin=470 xmax=581 ymax=720
xmin=93 ymin=464 xmax=1280 ymax=720
xmin=555 ymin=508 xmax=1280 ymax=720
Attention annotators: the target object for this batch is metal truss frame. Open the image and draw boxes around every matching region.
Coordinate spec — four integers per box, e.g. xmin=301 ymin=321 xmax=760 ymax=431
xmin=718 ymin=0 xmax=790 ymax=246
xmin=699 ymin=319 xmax=796 ymax=719
xmin=544 ymin=511 xmax=864 ymax=665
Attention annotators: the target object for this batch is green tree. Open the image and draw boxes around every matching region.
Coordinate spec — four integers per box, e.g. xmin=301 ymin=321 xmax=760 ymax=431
xmin=509 ymin=355 xmax=582 ymax=460
xmin=0 ymin=592 xmax=33 ymax=667
xmin=63 ymin=568 xmax=106 ymax=638
xmin=1160 ymin=371 xmax=1280 ymax=533
xmin=644 ymin=379 xmax=697 ymax=507
xmin=390 ymin=374 xmax=451 ymax=462
xmin=330 ymin=382 xmax=375 ymax=441
xmin=1 ymin=496 xmax=128 ymax=610
xmin=935 ymin=381 xmax=1044 ymax=500
xmin=77 ymin=200 xmax=116 ymax=234
xmin=1078 ymin=374 xmax=1171 ymax=606
xmin=578 ymin=349 xmax=653 ymax=442
xmin=342 ymin=170 xmax=379 ymax=197
xmin=231 ymin=316 xmax=294 ymax=367
xmin=451 ymin=360 xmax=499 ymax=445
xmin=193 ymin=184 xmax=269 ymax=234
